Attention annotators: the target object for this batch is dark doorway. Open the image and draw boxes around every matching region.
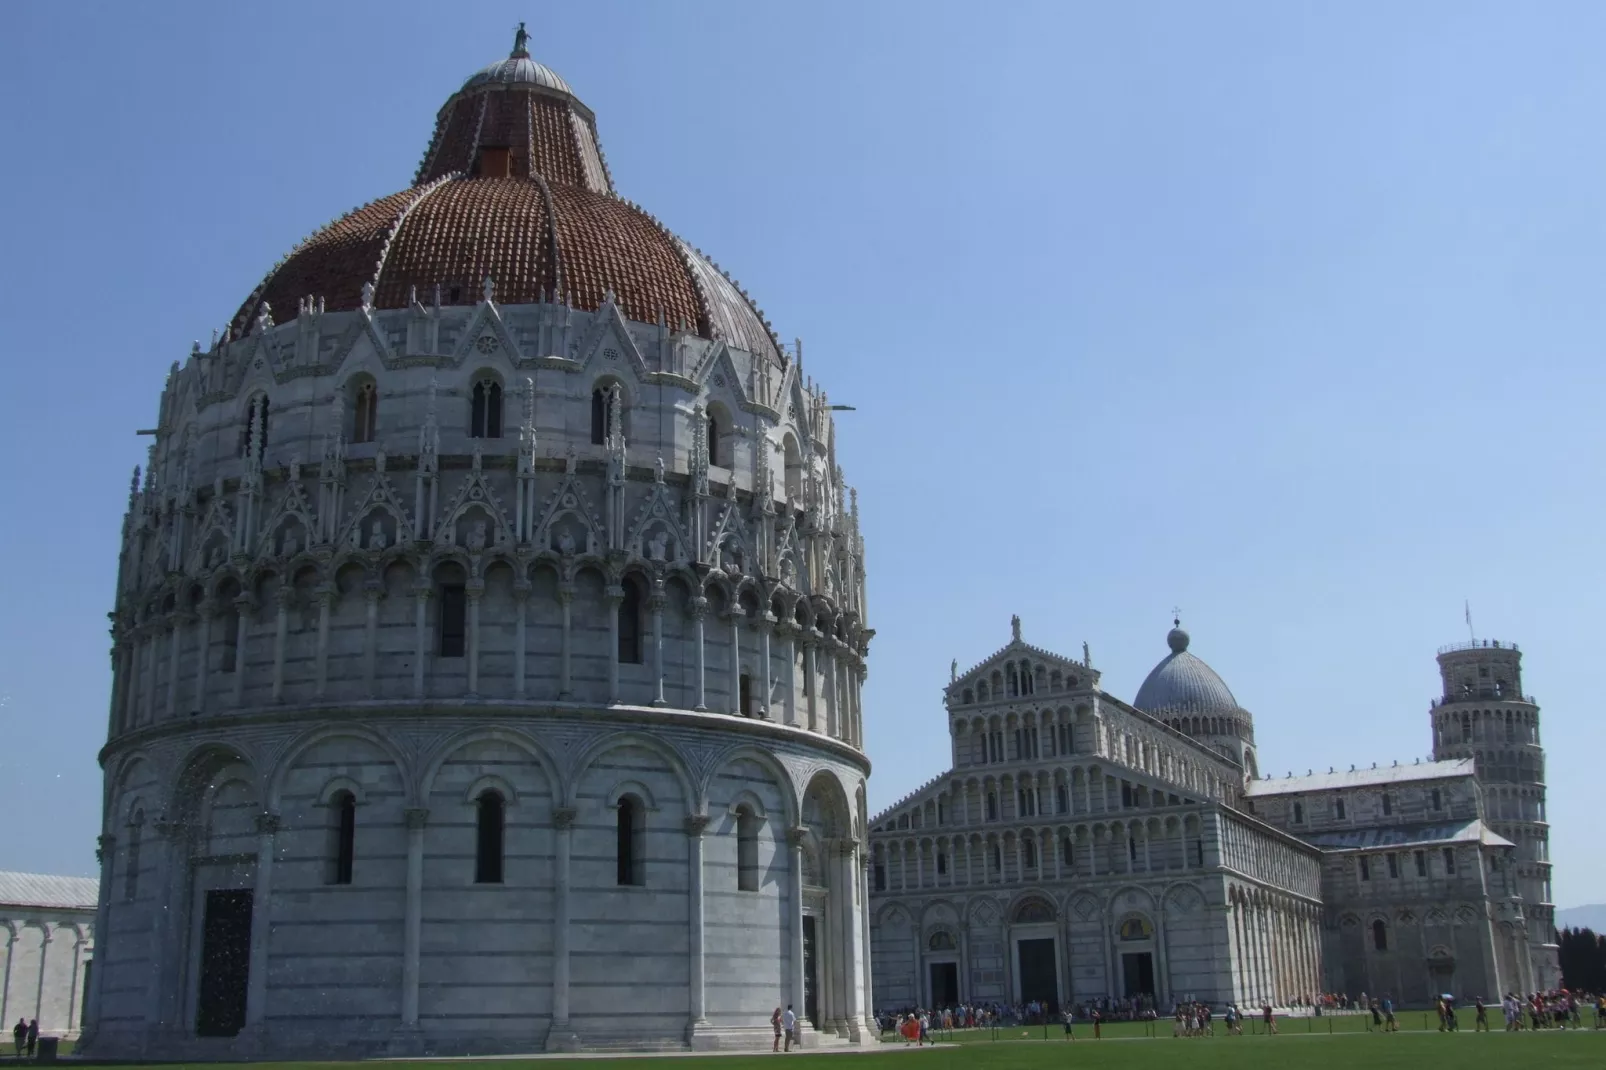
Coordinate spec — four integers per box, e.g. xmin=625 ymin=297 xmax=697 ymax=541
xmin=929 ymin=961 xmax=959 ymax=1008
xmin=196 ymin=889 xmax=253 ymax=1037
xmin=80 ymin=960 xmax=93 ymax=1024
xmin=1121 ymin=951 xmax=1155 ymax=1000
xmin=1017 ymin=938 xmax=1058 ymax=1011
xmin=802 ymin=915 xmax=820 ymax=1027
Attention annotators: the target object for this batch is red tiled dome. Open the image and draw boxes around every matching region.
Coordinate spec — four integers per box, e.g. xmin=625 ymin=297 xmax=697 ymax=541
xmin=231 ymin=42 xmax=780 ymax=362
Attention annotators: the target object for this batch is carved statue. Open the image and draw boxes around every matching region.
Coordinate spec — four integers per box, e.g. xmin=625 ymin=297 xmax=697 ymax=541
xmin=208 ymin=546 xmax=222 ymax=568
xmin=556 ymin=528 xmax=576 ymax=555
xmin=369 ymin=521 xmax=387 ymax=550
xmin=513 ymin=21 xmax=529 ymax=55
xmin=780 ymin=554 xmax=796 ymax=586
xmin=281 ymin=531 xmax=299 ymax=557
xmin=648 ymin=530 xmax=669 ymax=562
xmin=467 ymin=521 xmax=488 ymax=551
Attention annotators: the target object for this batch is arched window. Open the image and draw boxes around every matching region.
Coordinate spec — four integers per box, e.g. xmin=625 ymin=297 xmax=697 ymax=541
xmin=986 ymin=792 xmax=998 ymax=821
xmin=239 ymin=394 xmax=269 ymax=459
xmin=471 ymin=378 xmax=503 ymax=438
xmin=617 ymin=578 xmax=644 ymax=664
xmin=1060 ymin=836 xmax=1072 ymax=867
xmin=330 ymin=791 xmax=356 ymax=885
xmin=123 ymin=811 xmax=143 ymax=902
xmin=591 ymin=386 xmax=623 ymax=445
xmin=475 ymin=790 xmax=504 ymax=884
xmin=439 ymin=583 xmax=467 ymax=658
xmin=1371 ymin=919 xmax=1388 ymax=951
xmin=991 ymin=845 xmax=1001 ymax=872
xmin=736 ymin=806 xmax=760 ymax=892
xmin=1056 ymin=785 xmax=1069 ymax=814
xmin=707 ymin=410 xmax=721 ymax=467
xmin=1023 ymin=839 xmax=1037 ymax=868
xmin=220 ymin=601 xmax=240 ymax=673
xmin=352 ymin=381 xmax=378 ymax=444
xmin=617 ymin=795 xmax=645 ymax=886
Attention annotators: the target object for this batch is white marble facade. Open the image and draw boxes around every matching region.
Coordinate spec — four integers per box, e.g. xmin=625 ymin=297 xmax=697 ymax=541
xmin=868 ymin=622 xmax=1548 ymax=1012
xmin=0 ymin=874 xmax=98 ymax=1040
xmin=85 ymin=40 xmax=875 ymax=1059
xmin=869 ymin=622 xmax=1325 ymax=1012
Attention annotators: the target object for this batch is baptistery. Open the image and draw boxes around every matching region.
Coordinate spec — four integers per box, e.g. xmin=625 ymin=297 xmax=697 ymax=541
xmin=86 ymin=32 xmax=873 ymax=1057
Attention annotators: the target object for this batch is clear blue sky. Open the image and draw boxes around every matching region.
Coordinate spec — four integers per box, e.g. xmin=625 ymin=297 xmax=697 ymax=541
xmin=1 ymin=2 xmax=1600 ymax=908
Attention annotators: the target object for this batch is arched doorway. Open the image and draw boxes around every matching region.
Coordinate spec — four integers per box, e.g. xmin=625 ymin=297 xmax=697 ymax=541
xmin=1009 ymin=897 xmax=1061 ymax=1015
xmin=799 ymin=773 xmax=869 ymax=1040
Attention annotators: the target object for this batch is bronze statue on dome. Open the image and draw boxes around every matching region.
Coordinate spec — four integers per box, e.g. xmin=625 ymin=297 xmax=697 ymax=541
xmin=513 ymin=22 xmax=530 ymax=57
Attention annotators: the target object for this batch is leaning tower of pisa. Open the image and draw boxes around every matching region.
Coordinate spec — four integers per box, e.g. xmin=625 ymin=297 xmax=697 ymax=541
xmin=1430 ymin=639 xmax=1558 ymax=990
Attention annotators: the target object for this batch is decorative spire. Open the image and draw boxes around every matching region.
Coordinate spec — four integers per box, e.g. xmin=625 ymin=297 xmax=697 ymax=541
xmin=419 ymin=376 xmax=440 ymax=474
xmin=518 ymin=376 xmax=537 ymax=475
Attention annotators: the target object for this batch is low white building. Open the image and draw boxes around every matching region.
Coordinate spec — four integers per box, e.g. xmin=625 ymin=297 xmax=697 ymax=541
xmin=0 ymin=872 xmax=97 ymax=1039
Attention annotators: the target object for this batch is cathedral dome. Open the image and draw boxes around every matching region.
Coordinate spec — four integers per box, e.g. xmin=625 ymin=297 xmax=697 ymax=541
xmin=1133 ymin=623 xmax=1243 ymax=716
xmin=228 ymin=36 xmax=781 ymax=365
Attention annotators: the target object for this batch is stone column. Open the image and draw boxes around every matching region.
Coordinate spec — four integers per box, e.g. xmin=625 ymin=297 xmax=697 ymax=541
xmin=547 ymin=807 xmax=579 ymax=1051
xmin=232 ymin=596 xmax=253 ymax=707
xmin=651 ymin=592 xmax=667 ymax=707
xmin=757 ymin=618 xmax=774 ymax=719
xmin=271 ymin=586 xmax=293 ymax=702
xmin=727 ymin=611 xmax=743 ymax=715
xmin=192 ymin=603 xmax=213 ymax=716
xmin=466 ymin=582 xmax=484 ymax=696
xmin=859 ymin=853 xmax=874 ymax=1029
xmin=685 ymin=814 xmax=710 ymax=1043
xmin=141 ymin=626 xmax=157 ymax=724
xmin=245 ymin=813 xmax=279 ymax=1030
xmin=788 ymin=826 xmax=809 ymax=1045
xmin=314 ymin=586 xmax=334 ymax=697
xmin=400 ymin=807 xmax=427 ymax=1029
xmin=110 ymin=639 xmax=132 ymax=735
xmin=839 ymin=840 xmax=867 ymax=1039
xmin=65 ymin=926 xmax=85 ymax=1033
xmin=164 ymin=612 xmax=183 ymax=718
xmin=30 ymin=924 xmax=53 ymax=1020
xmin=82 ymin=834 xmax=115 ymax=1047
xmin=804 ymin=639 xmax=819 ymax=730
xmin=513 ymin=585 xmax=530 ymax=697
xmin=782 ymin=627 xmax=798 ymax=726
xmin=606 ymin=584 xmax=623 ymax=705
xmin=363 ymin=581 xmax=381 ymax=697
xmin=690 ymin=598 xmax=708 ymax=711
xmin=149 ymin=818 xmax=192 ymax=1035
xmin=558 ymin=585 xmax=574 ymax=699
xmin=412 ymin=585 xmax=432 ymax=698
xmin=822 ymin=646 xmax=837 ymax=736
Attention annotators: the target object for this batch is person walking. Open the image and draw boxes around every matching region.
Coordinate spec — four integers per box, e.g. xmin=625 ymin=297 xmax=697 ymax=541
xmin=24 ymin=1020 xmax=37 ymax=1059
xmin=771 ymin=1007 xmax=784 ymax=1052
xmin=782 ymin=1005 xmax=798 ymax=1052
xmin=1475 ymin=998 xmax=1489 ymax=1032
xmin=11 ymin=1019 xmax=25 ymax=1058
xmin=1262 ymin=1004 xmax=1277 ymax=1035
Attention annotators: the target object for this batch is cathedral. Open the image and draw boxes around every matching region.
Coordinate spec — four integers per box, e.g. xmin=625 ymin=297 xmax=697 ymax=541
xmin=85 ymin=34 xmax=874 ymax=1058
xmin=867 ymin=620 xmax=1557 ymax=1012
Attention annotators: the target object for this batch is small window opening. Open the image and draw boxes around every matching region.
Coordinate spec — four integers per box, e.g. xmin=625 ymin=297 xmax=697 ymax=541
xmin=617 ymin=579 xmax=644 ymax=664
xmin=1443 ymin=847 xmax=1456 ymax=874
xmin=471 ymin=379 xmax=503 ymax=439
xmin=1024 ymin=840 xmax=1037 ymax=869
xmin=1381 ymin=793 xmax=1393 ymax=816
xmin=220 ymin=603 xmax=240 ymax=673
xmin=123 ymin=817 xmax=142 ymax=902
xmin=331 ymin=791 xmax=356 ymax=885
xmin=1387 ymin=853 xmax=1399 ymax=879
xmin=1415 ymin=849 xmax=1427 ymax=877
xmin=936 ymin=852 xmax=947 ymax=875
xmin=736 ymin=807 xmax=759 ymax=892
xmin=1292 ymin=801 xmax=1305 ymax=824
xmin=1431 ymin=788 xmax=1442 ymax=811
xmin=1335 ymin=797 xmax=1346 ymax=820
xmin=475 ymin=791 xmax=504 ymax=884
xmin=439 ymin=584 xmax=467 ymax=657
xmin=352 ymin=382 xmax=378 ymax=444
xmin=1360 ymin=856 xmax=1371 ymax=881
xmin=617 ymin=796 xmax=645 ymax=886
xmin=707 ymin=412 xmax=721 ymax=467
xmin=1372 ymin=919 xmax=1388 ymax=951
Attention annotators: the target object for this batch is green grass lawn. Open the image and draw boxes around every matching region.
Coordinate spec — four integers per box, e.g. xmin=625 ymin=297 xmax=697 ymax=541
xmin=52 ymin=1019 xmax=1604 ymax=1070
